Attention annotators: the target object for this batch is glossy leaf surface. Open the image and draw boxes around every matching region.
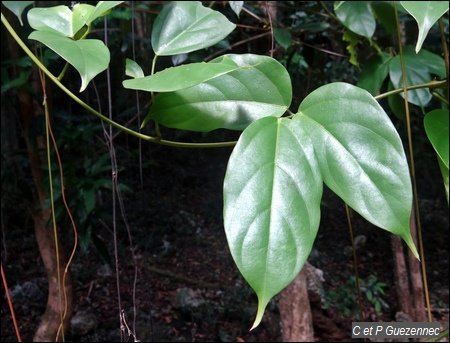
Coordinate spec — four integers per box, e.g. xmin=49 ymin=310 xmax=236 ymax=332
xmin=123 ymin=56 xmax=240 ymax=92
xmin=144 ymin=54 xmax=292 ymax=131
xmin=296 ymin=83 xmax=417 ymax=256
xmin=223 ymin=116 xmax=322 ymax=329
xmin=401 ymin=1 xmax=449 ymax=53
xmin=151 ymin=1 xmax=236 ymax=56
xmin=224 ymin=82 xmax=417 ymax=330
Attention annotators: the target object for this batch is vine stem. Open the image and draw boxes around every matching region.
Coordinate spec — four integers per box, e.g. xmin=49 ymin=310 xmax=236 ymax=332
xmin=1 ymin=11 xmax=447 ymax=148
xmin=1 ymin=12 xmax=236 ymax=148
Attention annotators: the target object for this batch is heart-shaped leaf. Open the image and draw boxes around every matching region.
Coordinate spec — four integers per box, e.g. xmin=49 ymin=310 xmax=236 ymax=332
xmin=296 ymin=82 xmax=417 ymax=257
xmin=123 ymin=55 xmax=239 ymax=92
xmin=144 ymin=54 xmax=292 ymax=131
xmin=401 ymin=1 xmax=449 ymax=53
xmin=152 ymin=1 xmax=236 ymax=56
xmin=223 ymin=116 xmax=323 ymax=329
xmin=28 ymin=31 xmax=110 ymax=92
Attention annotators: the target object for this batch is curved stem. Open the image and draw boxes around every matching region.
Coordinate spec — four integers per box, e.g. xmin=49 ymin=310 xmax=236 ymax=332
xmin=375 ymin=80 xmax=447 ymax=100
xmin=1 ymin=12 xmax=236 ymax=149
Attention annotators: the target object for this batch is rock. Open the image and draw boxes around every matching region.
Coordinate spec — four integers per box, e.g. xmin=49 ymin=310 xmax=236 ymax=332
xmin=71 ymin=310 xmax=99 ymax=335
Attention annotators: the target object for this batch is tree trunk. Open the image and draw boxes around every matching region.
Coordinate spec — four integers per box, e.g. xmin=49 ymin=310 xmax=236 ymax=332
xmin=391 ymin=209 xmax=425 ymax=322
xmin=407 ymin=210 xmax=426 ymax=322
xmin=5 ymin=11 xmax=74 ymax=341
xmin=32 ymin=207 xmax=73 ymax=342
xmin=391 ymin=235 xmax=413 ymax=316
xmin=278 ymin=264 xmax=314 ymax=342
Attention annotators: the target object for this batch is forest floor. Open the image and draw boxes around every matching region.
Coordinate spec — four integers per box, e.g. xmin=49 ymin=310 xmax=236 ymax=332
xmin=1 ymin=131 xmax=449 ymax=342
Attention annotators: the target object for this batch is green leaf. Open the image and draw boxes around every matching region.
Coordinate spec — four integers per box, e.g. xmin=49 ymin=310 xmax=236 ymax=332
xmin=389 ymin=54 xmax=432 ymax=107
xmin=123 ymin=55 xmax=239 ymax=92
xmin=125 ymin=58 xmax=144 ymax=79
xmin=273 ymin=29 xmax=292 ymax=50
xmin=223 ymin=116 xmax=323 ymax=330
xmin=2 ymin=1 xmax=34 ymax=26
xmin=334 ymin=1 xmax=376 ymax=39
xmin=28 ymin=4 xmax=93 ymax=38
xmin=424 ymin=109 xmax=449 ymax=169
xmin=371 ymin=1 xmax=397 ymax=35
xmin=401 ymin=1 xmax=449 ymax=53
xmin=296 ymin=83 xmax=418 ymax=258
xmin=28 ymin=31 xmax=110 ymax=92
xmin=151 ymin=1 xmax=236 ymax=56
xmin=27 ymin=2 xmax=123 ymax=38
xmin=357 ymin=52 xmax=392 ymax=96
xmin=144 ymin=54 xmax=292 ymax=131
xmin=408 ymin=46 xmax=446 ymax=78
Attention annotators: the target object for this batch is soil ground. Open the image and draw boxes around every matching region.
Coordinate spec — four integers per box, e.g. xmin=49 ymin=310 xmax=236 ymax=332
xmin=1 ymin=131 xmax=449 ymax=342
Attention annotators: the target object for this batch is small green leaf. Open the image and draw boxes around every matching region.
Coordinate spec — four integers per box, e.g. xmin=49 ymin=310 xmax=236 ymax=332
xmin=401 ymin=1 xmax=449 ymax=53
xmin=335 ymin=1 xmax=376 ymax=39
xmin=123 ymin=55 xmax=239 ymax=92
xmin=357 ymin=52 xmax=392 ymax=95
xmin=2 ymin=1 xmax=34 ymax=26
xmin=152 ymin=1 xmax=236 ymax=56
xmin=144 ymin=54 xmax=292 ymax=131
xmin=86 ymin=1 xmax=124 ymax=25
xmin=296 ymin=82 xmax=418 ymax=258
xmin=273 ymin=29 xmax=291 ymax=50
xmin=223 ymin=116 xmax=323 ymax=330
xmin=28 ymin=31 xmax=110 ymax=92
xmin=125 ymin=58 xmax=145 ymax=79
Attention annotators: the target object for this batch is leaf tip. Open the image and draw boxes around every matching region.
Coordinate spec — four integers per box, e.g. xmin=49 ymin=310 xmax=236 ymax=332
xmin=250 ymin=296 xmax=270 ymax=331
